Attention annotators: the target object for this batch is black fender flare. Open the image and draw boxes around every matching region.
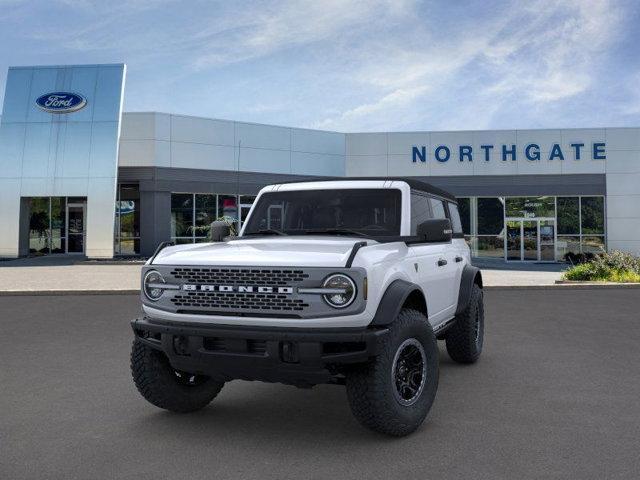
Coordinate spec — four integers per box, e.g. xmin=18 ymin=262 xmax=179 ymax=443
xmin=370 ymin=279 xmax=427 ymax=326
xmin=455 ymin=265 xmax=483 ymax=316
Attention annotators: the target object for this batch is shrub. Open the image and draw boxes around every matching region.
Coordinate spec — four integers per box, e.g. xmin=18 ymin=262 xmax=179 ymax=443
xmin=563 ymin=250 xmax=640 ymax=282
xmin=593 ymin=250 xmax=640 ymax=273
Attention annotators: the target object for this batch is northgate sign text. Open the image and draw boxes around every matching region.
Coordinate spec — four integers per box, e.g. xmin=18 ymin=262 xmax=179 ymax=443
xmin=412 ymin=142 xmax=606 ymax=163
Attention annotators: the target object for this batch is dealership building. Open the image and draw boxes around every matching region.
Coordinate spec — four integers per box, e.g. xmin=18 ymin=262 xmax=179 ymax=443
xmin=1 ymin=63 xmax=639 ymax=261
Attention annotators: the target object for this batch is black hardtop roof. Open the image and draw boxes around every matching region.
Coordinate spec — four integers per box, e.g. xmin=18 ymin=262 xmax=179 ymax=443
xmin=276 ymin=177 xmax=456 ymax=202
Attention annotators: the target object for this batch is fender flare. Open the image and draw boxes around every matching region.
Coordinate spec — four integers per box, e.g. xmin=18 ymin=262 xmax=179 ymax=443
xmin=455 ymin=265 xmax=483 ymax=316
xmin=370 ymin=279 xmax=426 ymax=326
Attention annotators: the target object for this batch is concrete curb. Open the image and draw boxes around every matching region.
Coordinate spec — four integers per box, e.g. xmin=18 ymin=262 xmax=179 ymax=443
xmin=487 ymin=283 xmax=640 ymax=290
xmin=555 ymin=280 xmax=640 ymax=286
xmin=2 ymin=283 xmax=640 ymax=296
xmin=0 ymin=289 xmax=140 ymax=296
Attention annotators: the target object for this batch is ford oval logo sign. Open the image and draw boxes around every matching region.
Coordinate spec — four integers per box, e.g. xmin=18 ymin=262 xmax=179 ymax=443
xmin=35 ymin=92 xmax=87 ymax=114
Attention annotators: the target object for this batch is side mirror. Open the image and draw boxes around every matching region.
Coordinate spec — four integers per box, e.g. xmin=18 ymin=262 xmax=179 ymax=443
xmin=209 ymin=221 xmax=231 ymax=242
xmin=416 ymin=218 xmax=453 ymax=243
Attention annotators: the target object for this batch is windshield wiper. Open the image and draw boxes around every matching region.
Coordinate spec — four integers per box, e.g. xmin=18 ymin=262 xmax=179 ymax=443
xmin=303 ymin=228 xmax=370 ymax=238
xmin=244 ymin=229 xmax=287 ymax=236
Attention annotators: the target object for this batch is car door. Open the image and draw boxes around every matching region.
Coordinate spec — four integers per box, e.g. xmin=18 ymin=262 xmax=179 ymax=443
xmin=428 ymin=197 xmax=459 ymax=319
xmin=407 ymin=193 xmax=453 ymax=324
xmin=446 ymin=201 xmax=467 ymax=310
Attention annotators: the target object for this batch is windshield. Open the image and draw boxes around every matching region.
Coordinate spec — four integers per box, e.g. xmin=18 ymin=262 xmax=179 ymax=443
xmin=242 ymin=189 xmax=402 ymax=237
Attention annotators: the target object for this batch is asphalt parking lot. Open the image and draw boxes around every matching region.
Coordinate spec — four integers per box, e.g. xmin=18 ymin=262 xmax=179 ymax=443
xmin=1 ymin=289 xmax=640 ymax=480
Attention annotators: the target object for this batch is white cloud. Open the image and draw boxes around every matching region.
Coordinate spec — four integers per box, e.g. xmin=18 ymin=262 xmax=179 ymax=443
xmin=482 ymin=0 xmax=621 ymax=103
xmin=313 ymin=85 xmax=429 ymax=130
xmin=190 ymin=0 xmax=413 ymax=69
xmin=2 ymin=0 xmax=631 ymax=130
xmin=314 ymin=0 xmax=625 ymax=130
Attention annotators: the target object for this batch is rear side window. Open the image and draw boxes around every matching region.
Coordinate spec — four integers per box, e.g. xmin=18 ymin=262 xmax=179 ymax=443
xmin=410 ymin=193 xmax=432 ymax=234
xmin=448 ymin=202 xmax=463 ymax=234
xmin=429 ymin=198 xmax=447 ymax=219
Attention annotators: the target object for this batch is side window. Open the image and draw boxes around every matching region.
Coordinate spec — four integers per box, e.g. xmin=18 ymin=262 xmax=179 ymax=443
xmin=448 ymin=202 xmax=463 ymax=234
xmin=410 ymin=193 xmax=432 ymax=234
xmin=429 ymin=198 xmax=447 ymax=219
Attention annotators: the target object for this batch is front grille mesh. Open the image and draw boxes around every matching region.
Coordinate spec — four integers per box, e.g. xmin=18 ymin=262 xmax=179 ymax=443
xmin=170 ymin=267 xmax=309 ymax=286
xmin=170 ymin=292 xmax=309 ymax=312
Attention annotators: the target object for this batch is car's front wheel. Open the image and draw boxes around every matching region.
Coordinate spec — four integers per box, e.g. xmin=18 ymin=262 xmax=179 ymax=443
xmin=345 ymin=309 xmax=439 ymax=436
xmin=131 ymin=340 xmax=224 ymax=413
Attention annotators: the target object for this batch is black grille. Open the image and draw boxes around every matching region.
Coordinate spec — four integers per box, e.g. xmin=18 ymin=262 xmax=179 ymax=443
xmin=170 ymin=291 xmax=309 ymax=311
xmin=170 ymin=267 xmax=309 ymax=286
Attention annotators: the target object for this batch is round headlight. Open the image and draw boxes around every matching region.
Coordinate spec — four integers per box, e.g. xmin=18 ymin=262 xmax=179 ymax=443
xmin=322 ymin=274 xmax=356 ymax=308
xmin=143 ymin=270 xmax=165 ymax=301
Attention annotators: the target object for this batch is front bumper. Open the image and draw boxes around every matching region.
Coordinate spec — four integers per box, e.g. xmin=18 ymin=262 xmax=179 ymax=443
xmin=131 ymin=317 xmax=389 ymax=387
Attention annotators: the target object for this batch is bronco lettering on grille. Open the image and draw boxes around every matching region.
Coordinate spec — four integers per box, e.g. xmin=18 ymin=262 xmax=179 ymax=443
xmin=182 ymin=285 xmax=294 ymax=294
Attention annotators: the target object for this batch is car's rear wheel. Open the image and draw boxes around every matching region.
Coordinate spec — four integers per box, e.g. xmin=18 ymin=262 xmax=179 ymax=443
xmin=131 ymin=340 xmax=224 ymax=413
xmin=345 ymin=308 xmax=439 ymax=436
xmin=445 ymin=283 xmax=484 ymax=363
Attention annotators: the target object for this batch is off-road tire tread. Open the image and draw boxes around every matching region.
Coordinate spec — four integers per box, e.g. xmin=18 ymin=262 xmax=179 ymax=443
xmin=345 ymin=309 xmax=439 ymax=436
xmin=445 ymin=283 xmax=483 ymax=363
xmin=131 ymin=339 xmax=224 ymax=413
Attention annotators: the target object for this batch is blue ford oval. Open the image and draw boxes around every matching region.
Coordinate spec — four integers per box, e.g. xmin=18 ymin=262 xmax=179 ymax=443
xmin=35 ymin=92 xmax=87 ymax=114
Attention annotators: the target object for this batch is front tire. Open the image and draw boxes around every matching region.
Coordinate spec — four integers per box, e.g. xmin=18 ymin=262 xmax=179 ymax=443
xmin=345 ymin=309 xmax=439 ymax=436
xmin=131 ymin=340 xmax=224 ymax=413
xmin=445 ymin=283 xmax=484 ymax=363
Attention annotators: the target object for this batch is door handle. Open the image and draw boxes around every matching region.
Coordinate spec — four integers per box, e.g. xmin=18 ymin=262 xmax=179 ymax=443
xmin=455 ymin=256 xmax=463 ymax=263
xmin=437 ymin=258 xmax=447 ymax=267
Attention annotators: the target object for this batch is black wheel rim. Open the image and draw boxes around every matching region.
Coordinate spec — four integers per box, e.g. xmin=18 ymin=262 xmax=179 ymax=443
xmin=173 ymin=370 xmax=208 ymax=387
xmin=391 ymin=338 xmax=427 ymax=406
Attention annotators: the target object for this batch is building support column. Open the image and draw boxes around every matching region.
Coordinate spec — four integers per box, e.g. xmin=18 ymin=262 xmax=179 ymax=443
xmin=139 ymin=189 xmax=172 ymax=257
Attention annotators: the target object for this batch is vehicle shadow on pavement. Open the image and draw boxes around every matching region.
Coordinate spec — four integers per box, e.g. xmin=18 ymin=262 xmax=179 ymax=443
xmin=124 ymin=347 xmax=465 ymax=445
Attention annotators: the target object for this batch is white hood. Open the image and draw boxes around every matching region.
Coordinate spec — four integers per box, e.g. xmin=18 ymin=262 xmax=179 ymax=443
xmin=152 ymin=236 xmax=371 ymax=267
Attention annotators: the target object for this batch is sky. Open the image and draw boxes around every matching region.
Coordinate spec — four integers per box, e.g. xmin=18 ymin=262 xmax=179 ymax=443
xmin=0 ymin=0 xmax=639 ymax=132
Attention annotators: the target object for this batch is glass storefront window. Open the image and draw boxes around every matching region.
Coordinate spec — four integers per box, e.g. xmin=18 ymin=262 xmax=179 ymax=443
xmin=27 ymin=196 xmax=84 ymax=255
xmin=476 ymin=235 xmax=504 ymax=258
xmin=117 ymin=239 xmax=138 ymax=255
xmin=505 ymin=196 xmax=555 ymax=218
xmin=50 ymin=197 xmax=65 ymax=241
xmin=114 ymin=184 xmax=140 ymax=255
xmin=29 ymin=198 xmax=50 ymax=254
xmin=465 ymin=195 xmax=605 ymax=261
xmin=173 ymin=238 xmax=194 ymax=245
xmin=582 ymin=236 xmax=606 ymax=254
xmin=477 ymin=198 xmax=504 ymax=235
xmin=581 ymin=197 xmax=605 ymax=234
xmin=170 ymin=193 xmax=256 ymax=244
xmin=119 ymin=186 xmax=140 ymax=238
xmin=557 ymin=236 xmax=581 ymax=259
xmin=457 ymin=198 xmax=471 ymax=235
xmin=218 ymin=195 xmax=238 ymax=222
xmin=557 ymin=197 xmax=579 ymax=234
xmin=171 ymin=193 xmax=194 ymax=239
xmin=195 ymin=194 xmax=217 ymax=240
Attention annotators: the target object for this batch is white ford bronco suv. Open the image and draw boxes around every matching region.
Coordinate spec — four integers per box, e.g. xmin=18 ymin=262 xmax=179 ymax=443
xmin=131 ymin=178 xmax=484 ymax=436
